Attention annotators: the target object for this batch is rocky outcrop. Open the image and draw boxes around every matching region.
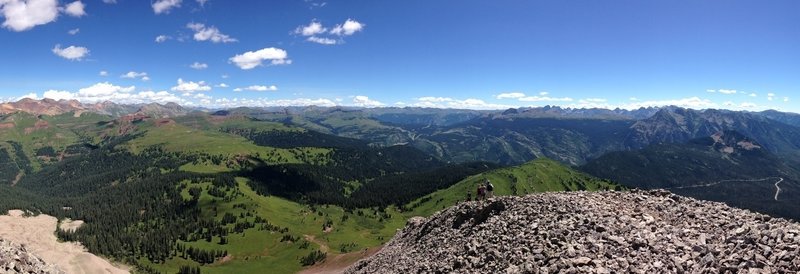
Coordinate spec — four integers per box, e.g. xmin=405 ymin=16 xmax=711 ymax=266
xmin=347 ymin=190 xmax=800 ymax=273
xmin=0 ymin=238 xmax=64 ymax=274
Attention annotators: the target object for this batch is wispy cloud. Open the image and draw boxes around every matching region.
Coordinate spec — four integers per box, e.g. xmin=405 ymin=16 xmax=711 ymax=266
xmin=187 ymin=22 xmax=237 ymax=43
xmin=52 ymin=44 xmax=89 ymax=61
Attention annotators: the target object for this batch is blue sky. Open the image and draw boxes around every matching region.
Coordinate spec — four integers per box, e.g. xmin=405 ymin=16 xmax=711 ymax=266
xmin=0 ymin=0 xmax=797 ymax=112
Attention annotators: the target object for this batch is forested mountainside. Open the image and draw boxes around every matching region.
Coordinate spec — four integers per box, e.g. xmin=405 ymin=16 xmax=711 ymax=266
xmin=582 ymin=131 xmax=800 ymax=220
xmin=2 ymin=99 xmax=800 ymax=273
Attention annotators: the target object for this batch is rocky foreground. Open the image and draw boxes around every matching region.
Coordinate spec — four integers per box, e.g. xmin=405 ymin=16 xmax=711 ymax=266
xmin=0 ymin=238 xmax=63 ymax=274
xmin=346 ymin=190 xmax=800 ymax=273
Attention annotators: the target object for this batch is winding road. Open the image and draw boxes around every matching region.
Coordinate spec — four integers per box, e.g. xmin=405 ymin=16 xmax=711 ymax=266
xmin=668 ymin=177 xmax=785 ymax=201
xmin=774 ymin=177 xmax=784 ymax=201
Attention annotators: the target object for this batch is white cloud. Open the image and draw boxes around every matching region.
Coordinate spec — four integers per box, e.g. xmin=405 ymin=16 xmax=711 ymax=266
xmin=42 ymin=84 xmax=184 ymax=104
xmin=63 ymin=1 xmax=85 ymax=17
xmin=0 ymin=0 xmax=59 ymax=31
xmin=52 ymin=44 xmax=89 ymax=60
xmin=629 ymin=97 xmax=639 ymax=101
xmin=171 ymin=78 xmax=211 ymax=93
xmin=16 ymin=92 xmax=39 ymax=100
xmin=330 ymin=18 xmax=364 ymax=36
xmin=412 ymin=97 xmax=513 ymax=110
xmin=196 ymin=0 xmax=208 ymax=7
xmin=215 ymin=83 xmax=228 ymax=88
xmin=189 ymin=62 xmax=208 ymax=70
xmin=67 ymin=28 xmax=79 ymax=35
xmin=101 ymin=0 xmax=115 ymax=3
xmin=187 ymin=22 xmax=236 ymax=43
xmin=221 ymin=74 xmax=229 ymax=79
xmin=235 ymin=85 xmax=278 ymax=92
xmin=768 ymin=93 xmax=775 ymax=101
xmin=539 ymin=91 xmax=549 ymax=96
xmin=294 ymin=20 xmax=326 ymax=36
xmin=78 ymin=82 xmax=134 ymax=97
xmin=784 ymin=97 xmax=789 ymax=102
xmin=229 ymin=47 xmax=291 ymax=70
xmin=718 ymin=89 xmax=737 ymax=94
xmin=99 ymin=70 xmax=108 ymax=76
xmin=706 ymin=89 xmax=716 ymax=93
xmin=352 ymin=95 xmax=383 ymax=107
xmin=210 ymin=97 xmax=337 ymax=108
xmin=307 ymin=36 xmax=337 ymax=45
xmin=749 ymin=93 xmax=757 ymax=97
xmin=495 ymin=92 xmax=525 ymax=99
xmin=42 ymin=89 xmax=73 ymax=100
xmin=518 ymin=96 xmax=573 ymax=102
xmin=120 ymin=71 xmax=148 ymax=81
xmin=155 ymin=35 xmax=170 ymax=43
xmin=152 ymin=0 xmax=181 ymax=14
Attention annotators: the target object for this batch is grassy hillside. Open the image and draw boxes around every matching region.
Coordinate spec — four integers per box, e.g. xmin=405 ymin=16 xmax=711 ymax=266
xmin=404 ymin=158 xmax=621 ymax=217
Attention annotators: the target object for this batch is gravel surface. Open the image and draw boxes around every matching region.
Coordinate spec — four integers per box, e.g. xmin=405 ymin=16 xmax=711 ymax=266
xmin=1 ymin=238 xmax=64 ymax=274
xmin=347 ymin=189 xmax=800 ymax=273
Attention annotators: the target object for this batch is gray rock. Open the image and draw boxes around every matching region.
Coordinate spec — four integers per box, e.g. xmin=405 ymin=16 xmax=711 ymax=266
xmin=345 ymin=190 xmax=800 ymax=274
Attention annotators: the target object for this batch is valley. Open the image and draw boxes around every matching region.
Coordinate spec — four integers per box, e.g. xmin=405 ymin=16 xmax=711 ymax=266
xmin=1 ymin=99 xmax=799 ymax=273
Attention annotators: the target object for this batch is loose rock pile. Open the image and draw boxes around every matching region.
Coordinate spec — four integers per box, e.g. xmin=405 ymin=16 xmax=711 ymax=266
xmin=0 ymin=238 xmax=63 ymax=274
xmin=347 ymin=189 xmax=800 ymax=273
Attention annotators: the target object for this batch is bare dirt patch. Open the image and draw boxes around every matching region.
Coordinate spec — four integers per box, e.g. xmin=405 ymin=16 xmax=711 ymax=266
xmin=59 ymin=218 xmax=85 ymax=233
xmin=0 ymin=210 xmax=130 ymax=274
xmin=299 ymin=246 xmax=383 ymax=274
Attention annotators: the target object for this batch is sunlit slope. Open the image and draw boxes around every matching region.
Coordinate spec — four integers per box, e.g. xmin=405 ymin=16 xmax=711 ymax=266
xmin=404 ymin=158 xmax=621 ymax=217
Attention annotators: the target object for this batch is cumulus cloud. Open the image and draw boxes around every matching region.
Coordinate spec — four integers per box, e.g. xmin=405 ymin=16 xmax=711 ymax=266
xmin=718 ymin=89 xmax=737 ymax=94
xmin=187 ymin=22 xmax=236 ymax=43
xmin=63 ymin=1 xmax=85 ymax=17
xmin=41 ymin=84 xmax=184 ymax=104
xmin=706 ymin=89 xmax=716 ymax=93
xmin=330 ymin=19 xmax=364 ymax=36
xmin=16 ymin=92 xmax=39 ymax=100
xmin=767 ymin=93 xmax=776 ymax=101
xmin=189 ymin=62 xmax=208 ymax=70
xmin=749 ymin=93 xmax=757 ymax=97
xmin=171 ymin=78 xmax=211 ymax=93
xmin=0 ymin=0 xmax=59 ymax=31
xmin=352 ymin=95 xmax=383 ymax=107
xmin=234 ymin=85 xmax=278 ymax=92
xmin=411 ymin=97 xmax=512 ymax=110
xmin=495 ymin=92 xmax=525 ymax=99
xmin=52 ymin=44 xmax=89 ymax=60
xmin=294 ymin=20 xmax=326 ymax=36
xmin=518 ymin=96 xmax=573 ymax=102
xmin=77 ymin=82 xmax=134 ymax=97
xmin=229 ymin=47 xmax=291 ymax=70
xmin=210 ymin=97 xmax=337 ymax=108
xmin=120 ymin=71 xmax=148 ymax=81
xmin=155 ymin=35 xmax=170 ymax=43
xmin=215 ymin=83 xmax=228 ymax=88
xmin=152 ymin=0 xmax=181 ymax=14
xmin=784 ymin=97 xmax=789 ymax=102
xmin=67 ymin=28 xmax=79 ymax=35
xmin=293 ymin=19 xmax=364 ymax=45
xmin=99 ymin=70 xmax=108 ymax=76
xmin=629 ymin=97 xmax=639 ymax=101
xmin=102 ymin=0 xmax=116 ymax=3
xmin=496 ymin=92 xmax=572 ymax=102
xmin=307 ymin=36 xmax=337 ymax=45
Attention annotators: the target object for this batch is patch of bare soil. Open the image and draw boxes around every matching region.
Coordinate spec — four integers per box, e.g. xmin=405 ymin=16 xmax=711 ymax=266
xmin=299 ymin=246 xmax=383 ymax=274
xmin=0 ymin=210 xmax=130 ymax=274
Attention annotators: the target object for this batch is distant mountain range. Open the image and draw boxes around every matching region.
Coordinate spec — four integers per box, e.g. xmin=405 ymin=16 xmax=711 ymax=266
xmin=581 ymin=130 xmax=800 ymax=220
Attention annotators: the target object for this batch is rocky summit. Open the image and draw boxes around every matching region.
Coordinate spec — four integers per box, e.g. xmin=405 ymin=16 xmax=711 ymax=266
xmin=0 ymin=238 xmax=63 ymax=274
xmin=346 ymin=190 xmax=800 ymax=273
